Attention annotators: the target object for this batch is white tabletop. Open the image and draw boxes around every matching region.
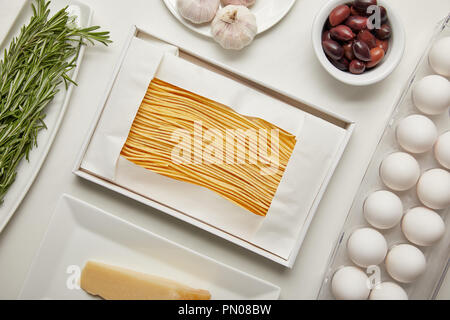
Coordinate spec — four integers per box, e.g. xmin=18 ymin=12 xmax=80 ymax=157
xmin=0 ymin=0 xmax=449 ymax=299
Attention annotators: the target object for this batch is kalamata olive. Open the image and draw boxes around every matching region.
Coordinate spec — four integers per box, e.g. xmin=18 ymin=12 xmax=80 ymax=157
xmin=330 ymin=25 xmax=355 ymax=41
xmin=367 ymin=47 xmax=385 ymax=68
xmin=375 ymin=24 xmax=391 ymax=40
xmin=329 ymin=5 xmax=351 ymax=26
xmin=322 ymin=30 xmax=332 ymax=41
xmin=330 ymin=57 xmax=350 ymax=71
xmin=345 ymin=16 xmax=368 ymax=31
xmin=354 ymin=0 xmax=377 ymax=13
xmin=353 ymin=40 xmax=371 ymax=61
xmin=375 ymin=38 xmax=389 ymax=53
xmin=357 ymin=29 xmax=377 ymax=48
xmin=379 ymin=6 xmax=388 ymax=24
xmin=349 ymin=59 xmax=366 ymax=74
xmin=343 ymin=42 xmax=355 ymax=60
xmin=323 ymin=40 xmax=344 ymax=60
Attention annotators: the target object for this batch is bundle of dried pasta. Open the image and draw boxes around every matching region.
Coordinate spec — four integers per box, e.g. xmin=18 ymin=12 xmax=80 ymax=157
xmin=121 ymin=78 xmax=296 ymax=216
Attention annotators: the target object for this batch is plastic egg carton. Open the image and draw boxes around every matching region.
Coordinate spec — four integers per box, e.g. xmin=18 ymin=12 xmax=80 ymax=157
xmin=318 ymin=15 xmax=450 ymax=300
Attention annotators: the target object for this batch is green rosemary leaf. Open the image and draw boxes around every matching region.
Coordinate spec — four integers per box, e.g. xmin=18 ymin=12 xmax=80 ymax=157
xmin=0 ymin=0 xmax=111 ymax=204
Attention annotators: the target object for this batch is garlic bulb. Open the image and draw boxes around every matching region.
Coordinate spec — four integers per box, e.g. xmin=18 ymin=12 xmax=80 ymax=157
xmin=211 ymin=5 xmax=257 ymax=50
xmin=221 ymin=0 xmax=256 ymax=7
xmin=177 ymin=0 xmax=220 ymax=24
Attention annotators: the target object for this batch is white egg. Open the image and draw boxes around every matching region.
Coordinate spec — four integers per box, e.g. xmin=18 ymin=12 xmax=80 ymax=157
xmin=369 ymin=282 xmax=408 ymax=300
xmin=364 ymin=190 xmax=404 ymax=229
xmin=385 ymin=244 xmax=426 ymax=283
xmin=396 ymin=115 xmax=437 ymax=153
xmin=331 ymin=266 xmax=370 ymax=300
xmin=380 ymin=152 xmax=421 ymax=191
xmin=435 ymin=131 xmax=450 ymax=170
xmin=402 ymin=207 xmax=445 ymax=246
xmin=417 ymin=168 xmax=450 ymax=210
xmin=412 ymin=75 xmax=450 ymax=115
xmin=429 ymin=37 xmax=450 ymax=77
xmin=347 ymin=228 xmax=387 ymax=268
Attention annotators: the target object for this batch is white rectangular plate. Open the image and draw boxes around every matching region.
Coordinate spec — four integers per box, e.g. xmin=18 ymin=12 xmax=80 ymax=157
xmin=0 ymin=0 xmax=92 ymax=232
xmin=19 ymin=194 xmax=280 ymax=300
xmin=74 ymin=26 xmax=355 ymax=267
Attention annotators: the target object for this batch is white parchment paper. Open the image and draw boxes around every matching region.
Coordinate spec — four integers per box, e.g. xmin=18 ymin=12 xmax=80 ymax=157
xmin=82 ymin=36 xmax=347 ymax=260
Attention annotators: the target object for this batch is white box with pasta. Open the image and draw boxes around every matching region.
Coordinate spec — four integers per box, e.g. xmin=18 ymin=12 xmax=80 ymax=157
xmin=73 ymin=26 xmax=354 ymax=267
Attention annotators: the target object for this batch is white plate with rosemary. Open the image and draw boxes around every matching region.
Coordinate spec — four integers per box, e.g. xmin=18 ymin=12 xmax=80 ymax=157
xmin=19 ymin=194 xmax=281 ymax=299
xmin=163 ymin=0 xmax=296 ymax=38
xmin=0 ymin=0 xmax=111 ymax=232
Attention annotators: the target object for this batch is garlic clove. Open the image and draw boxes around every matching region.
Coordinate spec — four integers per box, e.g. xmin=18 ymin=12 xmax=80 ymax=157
xmin=177 ymin=0 xmax=220 ymax=24
xmin=221 ymin=0 xmax=256 ymax=7
xmin=211 ymin=5 xmax=257 ymax=50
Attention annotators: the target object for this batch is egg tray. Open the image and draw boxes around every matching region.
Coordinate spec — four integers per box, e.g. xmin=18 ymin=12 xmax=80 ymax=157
xmin=318 ymin=15 xmax=450 ymax=300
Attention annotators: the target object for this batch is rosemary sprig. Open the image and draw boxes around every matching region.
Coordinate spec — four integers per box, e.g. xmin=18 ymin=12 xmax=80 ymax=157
xmin=0 ymin=0 xmax=111 ymax=204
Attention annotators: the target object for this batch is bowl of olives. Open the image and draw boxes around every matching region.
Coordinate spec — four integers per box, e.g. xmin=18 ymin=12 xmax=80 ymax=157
xmin=312 ymin=0 xmax=405 ymax=86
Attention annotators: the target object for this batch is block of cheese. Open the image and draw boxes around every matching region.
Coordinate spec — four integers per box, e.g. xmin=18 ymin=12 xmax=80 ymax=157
xmin=80 ymin=261 xmax=211 ymax=300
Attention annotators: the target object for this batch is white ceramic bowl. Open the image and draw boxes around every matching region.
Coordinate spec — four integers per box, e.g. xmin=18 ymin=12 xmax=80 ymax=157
xmin=312 ymin=0 xmax=405 ymax=86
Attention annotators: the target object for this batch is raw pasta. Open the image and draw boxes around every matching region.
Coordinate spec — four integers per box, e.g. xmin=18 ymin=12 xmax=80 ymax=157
xmin=121 ymin=78 xmax=296 ymax=216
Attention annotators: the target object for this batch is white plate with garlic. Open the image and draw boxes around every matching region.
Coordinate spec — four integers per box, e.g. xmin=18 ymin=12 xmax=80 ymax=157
xmin=164 ymin=0 xmax=296 ymax=49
